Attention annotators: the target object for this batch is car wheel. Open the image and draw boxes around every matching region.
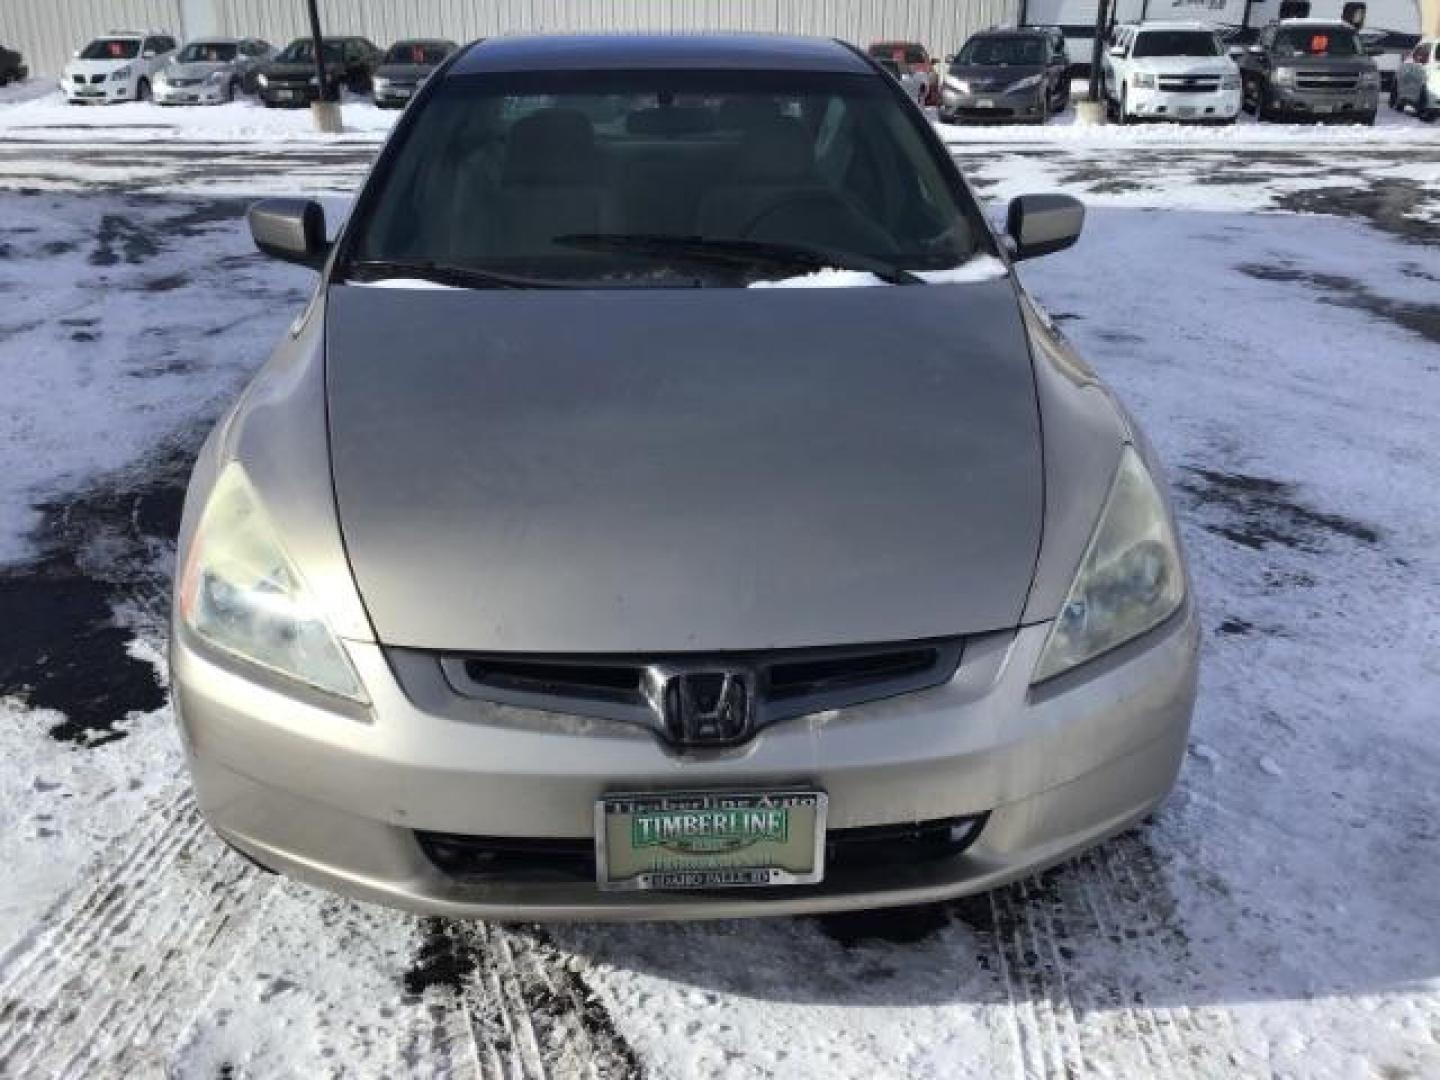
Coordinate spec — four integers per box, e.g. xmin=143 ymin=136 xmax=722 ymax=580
xmin=1389 ymin=82 xmax=1401 ymax=109
xmin=136 ymin=77 xmax=151 ymax=102
xmin=1119 ymin=85 xmax=1132 ymax=125
xmin=1421 ymin=90 xmax=1437 ymax=121
xmin=1257 ymin=85 xmax=1280 ymax=122
xmin=1356 ymin=109 xmax=1377 ymax=126
xmin=225 ymin=78 xmax=238 ymax=102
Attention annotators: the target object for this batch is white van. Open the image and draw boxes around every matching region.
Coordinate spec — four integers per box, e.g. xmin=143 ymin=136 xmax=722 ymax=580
xmin=62 ymin=30 xmax=177 ymax=104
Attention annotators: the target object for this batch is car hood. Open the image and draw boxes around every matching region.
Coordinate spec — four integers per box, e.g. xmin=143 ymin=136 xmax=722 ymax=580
xmin=263 ymin=61 xmax=343 ymax=77
xmin=325 ymin=280 xmax=1044 ymax=653
xmin=948 ymin=64 xmax=1046 ymax=87
xmin=65 ymin=58 xmax=135 ymax=76
xmin=1131 ymin=57 xmax=1236 ymax=76
xmin=376 ymin=63 xmax=437 ymax=79
xmin=165 ymin=61 xmax=232 ymax=78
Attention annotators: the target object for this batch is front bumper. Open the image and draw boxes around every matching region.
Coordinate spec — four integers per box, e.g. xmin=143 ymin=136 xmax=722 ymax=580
xmin=154 ymin=82 xmax=227 ymax=105
xmin=173 ymin=604 xmax=1199 ymax=920
xmin=1126 ymin=86 xmax=1241 ymax=121
xmin=940 ymin=86 xmax=1047 ymax=123
xmin=1268 ymin=86 xmax=1379 ymax=117
xmin=63 ymin=82 xmax=133 ymax=104
xmin=259 ymin=84 xmax=320 ymax=106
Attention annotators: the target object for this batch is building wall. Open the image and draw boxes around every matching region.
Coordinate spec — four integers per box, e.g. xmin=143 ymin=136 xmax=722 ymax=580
xmin=12 ymin=0 xmax=1017 ymax=77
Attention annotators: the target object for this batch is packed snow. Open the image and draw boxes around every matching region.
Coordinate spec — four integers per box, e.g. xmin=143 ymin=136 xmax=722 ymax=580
xmin=0 ymin=91 xmax=1437 ymax=1077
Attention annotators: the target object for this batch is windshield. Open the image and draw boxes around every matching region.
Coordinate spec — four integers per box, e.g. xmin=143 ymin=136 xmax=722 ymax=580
xmin=80 ymin=39 xmax=140 ymax=61
xmin=347 ymin=69 xmax=987 ymax=288
xmin=178 ymin=42 xmax=238 ymax=63
xmin=956 ymin=36 xmax=1047 ymax=65
xmin=278 ymin=40 xmax=343 ymax=63
xmin=870 ymin=43 xmax=928 ymax=63
xmin=1132 ymin=31 xmax=1221 ymax=57
xmin=1274 ymin=27 xmax=1361 ymax=56
xmin=386 ymin=42 xmax=451 ymax=64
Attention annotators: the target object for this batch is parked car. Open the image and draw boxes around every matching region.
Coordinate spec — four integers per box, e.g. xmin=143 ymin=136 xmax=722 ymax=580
xmin=1237 ymin=18 xmax=1381 ymax=121
xmin=257 ymin=36 xmax=381 ymax=107
xmin=1103 ymin=22 xmax=1242 ymax=124
xmin=175 ymin=34 xmax=1198 ymax=919
xmin=867 ymin=41 xmax=939 ymax=104
xmin=874 ymin=55 xmax=929 ymax=104
xmin=61 ymin=30 xmax=176 ymax=104
xmin=372 ymin=38 xmax=456 ymax=108
xmin=1390 ymin=36 xmax=1438 ymax=116
xmin=0 ymin=41 xmax=27 ymax=85
xmin=941 ymin=27 xmax=1071 ymax=124
xmin=153 ymin=37 xmax=275 ymax=105
xmin=1360 ymin=26 xmax=1420 ymax=90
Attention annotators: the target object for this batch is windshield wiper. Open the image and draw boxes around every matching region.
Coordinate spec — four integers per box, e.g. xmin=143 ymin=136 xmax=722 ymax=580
xmin=345 ymin=258 xmax=575 ymax=290
xmin=551 ymin=234 xmax=925 ymax=286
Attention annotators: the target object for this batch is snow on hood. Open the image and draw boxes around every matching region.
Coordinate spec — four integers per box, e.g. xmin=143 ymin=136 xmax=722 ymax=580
xmin=750 ymin=254 xmax=1009 ymax=289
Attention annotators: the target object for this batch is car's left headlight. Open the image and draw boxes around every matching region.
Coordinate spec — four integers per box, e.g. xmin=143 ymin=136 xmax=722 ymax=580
xmin=1132 ymin=71 xmax=1156 ymax=89
xmin=257 ymin=72 xmax=269 ymax=87
xmin=111 ymin=66 xmax=132 ymax=81
xmin=1008 ymin=73 xmax=1044 ymax=93
xmin=1032 ymin=447 xmax=1185 ymax=684
xmin=1358 ymin=69 xmax=1379 ymax=87
xmin=178 ymin=466 xmax=367 ymax=702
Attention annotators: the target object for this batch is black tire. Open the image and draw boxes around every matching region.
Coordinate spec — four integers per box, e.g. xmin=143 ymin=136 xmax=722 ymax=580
xmin=1118 ymin=85 xmax=1132 ymax=125
xmin=136 ymin=77 xmax=151 ymax=102
xmin=1257 ymin=84 xmax=1280 ymax=122
xmin=1356 ymin=110 xmax=1377 ymax=126
xmin=225 ymin=78 xmax=237 ymax=103
xmin=1389 ymin=82 xmax=1401 ymax=109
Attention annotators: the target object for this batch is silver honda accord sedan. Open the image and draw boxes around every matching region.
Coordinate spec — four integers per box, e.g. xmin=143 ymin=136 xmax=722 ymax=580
xmin=171 ymin=33 xmax=1198 ymax=920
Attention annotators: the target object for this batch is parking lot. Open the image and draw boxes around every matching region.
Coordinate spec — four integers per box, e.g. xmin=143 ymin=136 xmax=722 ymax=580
xmin=1 ymin=89 xmax=1438 ymax=1078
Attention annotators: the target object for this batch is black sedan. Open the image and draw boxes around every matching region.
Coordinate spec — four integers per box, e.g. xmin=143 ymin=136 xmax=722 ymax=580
xmin=257 ymin=36 xmax=381 ymax=107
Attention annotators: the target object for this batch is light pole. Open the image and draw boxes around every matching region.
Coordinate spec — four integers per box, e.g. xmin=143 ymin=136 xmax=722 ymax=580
xmin=306 ymin=0 xmax=341 ymax=132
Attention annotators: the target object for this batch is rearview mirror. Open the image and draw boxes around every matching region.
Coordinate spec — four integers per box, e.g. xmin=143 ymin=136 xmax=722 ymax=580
xmin=249 ymin=199 xmax=329 ymax=270
xmin=1005 ymin=194 xmax=1084 ymax=261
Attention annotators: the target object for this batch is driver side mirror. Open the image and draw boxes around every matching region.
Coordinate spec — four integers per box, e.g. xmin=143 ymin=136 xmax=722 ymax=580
xmin=1006 ymin=194 xmax=1084 ymax=261
xmin=249 ymin=199 xmax=330 ymax=270
xmin=142 ymin=50 xmax=156 ymax=59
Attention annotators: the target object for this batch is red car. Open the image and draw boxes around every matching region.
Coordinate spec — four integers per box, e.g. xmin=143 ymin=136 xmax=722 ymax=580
xmin=867 ymin=40 xmax=939 ymax=105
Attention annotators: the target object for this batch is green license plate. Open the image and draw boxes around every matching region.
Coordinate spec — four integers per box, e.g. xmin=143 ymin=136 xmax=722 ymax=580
xmin=596 ymin=790 xmax=827 ymax=891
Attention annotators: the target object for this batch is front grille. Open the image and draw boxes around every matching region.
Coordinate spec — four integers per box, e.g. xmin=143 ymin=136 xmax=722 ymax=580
xmin=1157 ymin=75 xmax=1221 ymax=93
xmin=953 ymin=106 xmax=1018 ymax=118
xmin=416 ymin=813 xmax=989 ymax=885
xmin=438 ymin=638 xmax=964 ymax=747
xmin=1295 ymin=70 xmax=1360 ymax=91
xmin=169 ymin=77 xmax=203 ymax=88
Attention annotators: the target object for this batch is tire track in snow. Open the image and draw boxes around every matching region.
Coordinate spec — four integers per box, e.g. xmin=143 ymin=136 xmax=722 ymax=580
xmin=975 ymin=832 xmax=1247 ymax=1079
xmin=0 ymin=783 xmax=277 ymax=1077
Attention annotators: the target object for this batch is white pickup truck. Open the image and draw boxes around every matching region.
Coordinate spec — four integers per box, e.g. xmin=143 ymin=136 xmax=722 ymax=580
xmin=1103 ymin=21 xmax=1244 ymax=123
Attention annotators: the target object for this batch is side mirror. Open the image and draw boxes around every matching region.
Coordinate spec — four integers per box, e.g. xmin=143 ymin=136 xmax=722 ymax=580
xmin=249 ymin=199 xmax=329 ymax=270
xmin=1108 ymin=45 xmax=1126 ymax=57
xmin=1006 ymin=194 xmax=1084 ymax=261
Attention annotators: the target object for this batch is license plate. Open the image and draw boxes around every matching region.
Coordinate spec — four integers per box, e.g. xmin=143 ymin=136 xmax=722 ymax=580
xmin=1314 ymin=103 xmax=1333 ymax=113
xmin=277 ymin=89 xmax=296 ymax=100
xmin=596 ymin=790 xmax=827 ymax=891
xmin=1178 ymin=106 xmax=1197 ymax=117
xmin=976 ymin=98 xmax=994 ymax=109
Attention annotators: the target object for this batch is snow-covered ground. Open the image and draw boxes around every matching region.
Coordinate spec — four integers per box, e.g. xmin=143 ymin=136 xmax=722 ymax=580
xmin=0 ymin=96 xmax=1438 ymax=1077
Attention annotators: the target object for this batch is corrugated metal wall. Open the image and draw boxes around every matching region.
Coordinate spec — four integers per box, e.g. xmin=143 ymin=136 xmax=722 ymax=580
xmin=8 ymin=0 xmax=183 ymax=79
xmin=212 ymin=0 xmax=1017 ymax=51
xmin=14 ymin=0 xmax=1019 ymax=77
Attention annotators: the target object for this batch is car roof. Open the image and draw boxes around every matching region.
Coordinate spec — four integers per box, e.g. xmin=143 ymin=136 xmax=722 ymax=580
xmin=1126 ymin=21 xmax=1220 ymax=31
xmin=971 ymin=28 xmax=1051 ymax=38
xmin=184 ymin=37 xmax=242 ymax=45
xmin=451 ymin=34 xmax=873 ymax=75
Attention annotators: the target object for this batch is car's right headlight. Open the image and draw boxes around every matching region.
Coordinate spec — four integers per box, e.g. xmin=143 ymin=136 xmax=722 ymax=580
xmin=1274 ymin=67 xmax=1296 ymax=86
xmin=1132 ymin=71 xmax=1156 ymax=89
xmin=257 ymin=72 xmax=269 ymax=87
xmin=1032 ymin=447 xmax=1185 ymax=684
xmin=1008 ymin=73 xmax=1044 ymax=93
xmin=946 ymin=77 xmax=970 ymax=95
xmin=178 ymin=465 xmax=367 ymax=702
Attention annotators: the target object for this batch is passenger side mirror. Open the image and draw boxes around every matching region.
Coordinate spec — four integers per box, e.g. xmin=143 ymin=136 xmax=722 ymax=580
xmin=249 ymin=199 xmax=330 ymax=270
xmin=1005 ymin=194 xmax=1084 ymax=261
xmin=1108 ymin=45 xmax=1126 ymax=57
xmin=143 ymin=50 xmax=156 ymax=59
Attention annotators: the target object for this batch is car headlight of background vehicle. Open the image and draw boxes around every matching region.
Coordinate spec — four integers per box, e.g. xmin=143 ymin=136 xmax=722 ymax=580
xmin=1132 ymin=72 xmax=1156 ymax=89
xmin=110 ymin=66 xmax=132 ymax=82
xmin=1358 ymin=69 xmax=1379 ymax=87
xmin=1274 ymin=67 xmax=1296 ymax=86
xmin=257 ymin=72 xmax=269 ymax=87
xmin=1032 ymin=447 xmax=1185 ymax=684
xmin=946 ymin=77 xmax=970 ymax=95
xmin=178 ymin=466 xmax=367 ymax=702
xmin=1008 ymin=73 xmax=1044 ymax=93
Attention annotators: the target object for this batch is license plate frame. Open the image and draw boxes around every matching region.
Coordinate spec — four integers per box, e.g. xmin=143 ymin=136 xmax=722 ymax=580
xmin=596 ymin=790 xmax=828 ymax=892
